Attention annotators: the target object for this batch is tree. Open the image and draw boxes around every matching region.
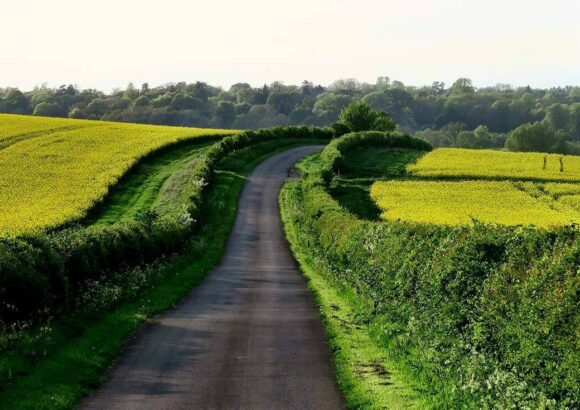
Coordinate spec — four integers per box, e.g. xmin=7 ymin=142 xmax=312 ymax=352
xmin=150 ymin=94 xmax=172 ymax=108
xmin=215 ymin=101 xmax=235 ymax=127
xmin=132 ymin=96 xmax=149 ymax=107
xmin=313 ymin=93 xmax=353 ymax=121
xmin=170 ymin=93 xmax=202 ymax=110
xmin=68 ymin=107 xmax=87 ymax=119
xmin=374 ymin=112 xmax=397 ymax=132
xmin=123 ymin=82 xmax=139 ymax=99
xmin=376 ymin=76 xmax=391 ymax=90
xmin=289 ymin=106 xmax=311 ymax=124
xmin=3 ymin=88 xmax=30 ymax=114
xmin=569 ymin=103 xmax=580 ymax=140
xmin=451 ymin=78 xmax=475 ymax=94
xmin=339 ymin=101 xmax=377 ymax=131
xmin=339 ymin=101 xmax=396 ymax=132
xmin=545 ymin=103 xmax=571 ymax=132
xmin=505 ymin=121 xmax=566 ymax=153
xmin=415 ymin=129 xmax=451 ymax=147
xmin=362 ymin=92 xmax=392 ymax=112
xmin=33 ymin=102 xmax=65 ymax=117
xmin=267 ymin=90 xmax=299 ymax=115
xmin=440 ymin=122 xmax=465 ymax=145
xmin=431 ymin=81 xmax=446 ymax=95
xmin=86 ymin=98 xmax=107 ymax=118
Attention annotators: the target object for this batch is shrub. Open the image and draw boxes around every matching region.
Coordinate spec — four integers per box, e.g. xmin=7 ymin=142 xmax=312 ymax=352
xmin=289 ymin=132 xmax=579 ymax=407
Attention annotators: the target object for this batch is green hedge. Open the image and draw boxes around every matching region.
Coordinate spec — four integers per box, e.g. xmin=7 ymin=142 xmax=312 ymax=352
xmin=318 ymin=131 xmax=432 ymax=183
xmin=291 ymin=132 xmax=579 ymax=408
xmin=0 ymin=125 xmax=340 ymax=324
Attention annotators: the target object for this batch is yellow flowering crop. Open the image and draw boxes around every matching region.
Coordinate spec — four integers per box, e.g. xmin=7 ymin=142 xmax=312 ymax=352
xmin=408 ymin=148 xmax=580 ymax=182
xmin=0 ymin=114 xmax=234 ymax=235
xmin=370 ymin=180 xmax=580 ymax=228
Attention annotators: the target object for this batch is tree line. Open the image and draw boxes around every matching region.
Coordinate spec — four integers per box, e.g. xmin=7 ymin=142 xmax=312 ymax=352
xmin=1 ymin=77 xmax=579 ymax=154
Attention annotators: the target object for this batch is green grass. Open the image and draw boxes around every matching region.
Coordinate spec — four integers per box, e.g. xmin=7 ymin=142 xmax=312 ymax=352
xmin=331 ymin=147 xmax=423 ymax=220
xmin=280 ymin=177 xmax=430 ymax=409
xmin=340 ymin=147 xmax=424 ymax=178
xmin=85 ymin=141 xmax=214 ymax=225
xmin=0 ymin=138 xmax=324 ymax=409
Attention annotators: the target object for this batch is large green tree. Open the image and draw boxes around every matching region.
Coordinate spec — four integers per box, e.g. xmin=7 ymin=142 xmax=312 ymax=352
xmin=338 ymin=101 xmax=396 ymax=132
xmin=505 ymin=121 xmax=566 ymax=153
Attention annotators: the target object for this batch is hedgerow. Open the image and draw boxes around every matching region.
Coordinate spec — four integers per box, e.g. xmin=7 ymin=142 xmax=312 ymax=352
xmin=290 ymin=131 xmax=579 ymax=408
xmin=318 ymin=130 xmax=431 ymax=182
xmin=0 ymin=125 xmax=341 ymax=325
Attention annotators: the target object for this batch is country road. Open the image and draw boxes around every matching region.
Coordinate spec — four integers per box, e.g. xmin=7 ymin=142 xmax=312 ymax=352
xmin=82 ymin=146 xmax=344 ymax=410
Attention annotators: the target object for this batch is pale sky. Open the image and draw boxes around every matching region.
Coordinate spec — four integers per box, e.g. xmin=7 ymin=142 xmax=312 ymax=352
xmin=1 ymin=0 xmax=579 ymax=91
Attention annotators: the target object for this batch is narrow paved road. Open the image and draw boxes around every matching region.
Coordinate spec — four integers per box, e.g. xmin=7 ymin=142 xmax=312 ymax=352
xmin=82 ymin=146 xmax=344 ymax=410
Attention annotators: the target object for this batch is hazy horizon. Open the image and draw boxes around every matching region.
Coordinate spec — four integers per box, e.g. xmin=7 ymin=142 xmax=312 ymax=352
xmin=1 ymin=0 xmax=579 ymax=92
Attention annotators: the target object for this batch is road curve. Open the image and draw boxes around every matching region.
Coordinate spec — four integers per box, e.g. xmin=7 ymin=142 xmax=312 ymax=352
xmin=82 ymin=146 xmax=344 ymax=410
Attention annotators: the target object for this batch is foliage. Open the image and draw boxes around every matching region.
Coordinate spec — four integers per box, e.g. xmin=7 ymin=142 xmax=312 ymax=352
xmin=319 ymin=130 xmax=431 ymax=182
xmin=2 ymin=79 xmax=580 ymax=150
xmin=338 ymin=100 xmax=396 ymax=132
xmin=287 ymin=132 xmax=579 ymax=408
xmin=506 ymin=120 xmax=569 ymax=153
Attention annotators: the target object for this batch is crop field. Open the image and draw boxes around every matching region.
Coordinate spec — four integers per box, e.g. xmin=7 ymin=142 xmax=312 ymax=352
xmin=370 ymin=148 xmax=580 ymax=227
xmin=408 ymin=148 xmax=580 ymax=182
xmin=370 ymin=180 xmax=579 ymax=227
xmin=0 ymin=114 xmax=233 ymax=235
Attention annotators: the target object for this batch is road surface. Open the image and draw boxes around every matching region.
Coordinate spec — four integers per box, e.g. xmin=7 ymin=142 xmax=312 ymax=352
xmin=82 ymin=146 xmax=344 ymax=410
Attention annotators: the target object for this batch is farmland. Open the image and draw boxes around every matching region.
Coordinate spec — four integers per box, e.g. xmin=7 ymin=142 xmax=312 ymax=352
xmin=0 ymin=114 xmax=233 ymax=235
xmin=369 ymin=147 xmax=580 ymax=227
xmin=370 ymin=180 xmax=580 ymax=227
xmin=0 ymin=115 xmax=578 ymax=409
xmin=408 ymin=148 xmax=580 ymax=182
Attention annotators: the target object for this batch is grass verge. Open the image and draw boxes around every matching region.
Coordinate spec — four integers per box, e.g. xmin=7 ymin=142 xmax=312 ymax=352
xmin=280 ymin=175 xmax=430 ymax=409
xmin=85 ymin=141 xmax=214 ymax=225
xmin=0 ymin=139 xmax=323 ymax=409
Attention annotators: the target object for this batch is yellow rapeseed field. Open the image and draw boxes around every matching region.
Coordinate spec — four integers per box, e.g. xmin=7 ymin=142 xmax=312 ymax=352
xmin=370 ymin=147 xmax=580 ymax=227
xmin=408 ymin=148 xmax=580 ymax=182
xmin=370 ymin=180 xmax=580 ymax=227
xmin=0 ymin=114 xmax=233 ymax=235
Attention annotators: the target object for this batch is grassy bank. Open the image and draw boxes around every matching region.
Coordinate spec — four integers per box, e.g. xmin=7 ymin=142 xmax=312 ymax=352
xmin=0 ymin=139 xmax=324 ymax=409
xmin=281 ymin=178 xmax=430 ymax=409
xmin=85 ymin=141 xmax=215 ymax=225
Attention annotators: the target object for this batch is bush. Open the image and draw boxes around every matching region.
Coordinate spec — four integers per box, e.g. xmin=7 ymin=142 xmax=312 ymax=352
xmin=319 ymin=131 xmax=432 ymax=182
xmin=289 ymin=132 xmax=579 ymax=407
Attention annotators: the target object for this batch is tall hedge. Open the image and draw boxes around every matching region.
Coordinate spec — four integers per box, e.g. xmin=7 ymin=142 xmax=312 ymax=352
xmin=0 ymin=125 xmax=341 ymax=324
xmin=290 ymin=131 xmax=579 ymax=407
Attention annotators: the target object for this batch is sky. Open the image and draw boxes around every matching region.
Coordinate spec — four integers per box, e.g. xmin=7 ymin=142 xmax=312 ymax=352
xmin=1 ymin=0 xmax=579 ymax=91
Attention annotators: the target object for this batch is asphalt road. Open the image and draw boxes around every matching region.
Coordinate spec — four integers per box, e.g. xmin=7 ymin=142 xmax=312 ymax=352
xmin=82 ymin=146 xmax=344 ymax=410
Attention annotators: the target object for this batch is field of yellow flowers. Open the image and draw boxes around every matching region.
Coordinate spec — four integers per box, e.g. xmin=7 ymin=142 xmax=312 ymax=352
xmin=408 ymin=148 xmax=580 ymax=182
xmin=371 ymin=148 xmax=580 ymax=227
xmin=0 ymin=114 xmax=232 ymax=235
